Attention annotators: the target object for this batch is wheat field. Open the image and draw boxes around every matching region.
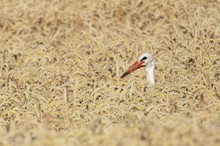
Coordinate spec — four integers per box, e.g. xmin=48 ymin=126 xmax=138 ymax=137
xmin=0 ymin=0 xmax=220 ymax=146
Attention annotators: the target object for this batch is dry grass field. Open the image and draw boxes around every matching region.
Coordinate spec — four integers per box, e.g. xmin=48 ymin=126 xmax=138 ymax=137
xmin=0 ymin=0 xmax=220 ymax=146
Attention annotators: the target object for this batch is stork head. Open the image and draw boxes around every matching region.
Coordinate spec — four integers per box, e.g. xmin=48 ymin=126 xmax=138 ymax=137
xmin=120 ymin=52 xmax=155 ymax=85
xmin=137 ymin=52 xmax=154 ymax=67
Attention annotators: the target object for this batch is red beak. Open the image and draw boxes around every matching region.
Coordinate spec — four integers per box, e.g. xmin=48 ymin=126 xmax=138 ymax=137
xmin=121 ymin=61 xmax=143 ymax=78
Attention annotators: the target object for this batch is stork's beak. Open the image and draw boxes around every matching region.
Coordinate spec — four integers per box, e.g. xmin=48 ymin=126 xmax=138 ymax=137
xmin=121 ymin=61 xmax=143 ymax=78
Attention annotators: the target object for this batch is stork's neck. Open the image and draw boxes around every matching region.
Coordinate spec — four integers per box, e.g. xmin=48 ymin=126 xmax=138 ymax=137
xmin=145 ymin=60 xmax=155 ymax=85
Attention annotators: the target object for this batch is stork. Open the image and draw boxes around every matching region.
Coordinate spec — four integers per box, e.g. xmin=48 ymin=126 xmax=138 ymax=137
xmin=121 ymin=52 xmax=155 ymax=85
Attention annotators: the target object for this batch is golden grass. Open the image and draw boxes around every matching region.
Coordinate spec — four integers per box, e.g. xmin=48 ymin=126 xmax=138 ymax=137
xmin=0 ymin=0 xmax=220 ymax=145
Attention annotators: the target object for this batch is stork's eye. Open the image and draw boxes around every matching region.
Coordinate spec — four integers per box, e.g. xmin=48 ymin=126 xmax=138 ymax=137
xmin=141 ymin=56 xmax=148 ymax=61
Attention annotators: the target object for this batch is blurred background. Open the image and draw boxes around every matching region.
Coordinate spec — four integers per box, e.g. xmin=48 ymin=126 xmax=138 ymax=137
xmin=0 ymin=0 xmax=220 ymax=146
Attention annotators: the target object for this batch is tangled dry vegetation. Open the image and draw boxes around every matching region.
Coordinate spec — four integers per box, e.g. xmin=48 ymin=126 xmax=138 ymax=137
xmin=0 ymin=0 xmax=220 ymax=146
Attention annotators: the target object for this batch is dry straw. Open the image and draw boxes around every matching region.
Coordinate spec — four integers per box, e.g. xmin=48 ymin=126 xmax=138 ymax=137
xmin=0 ymin=0 xmax=220 ymax=146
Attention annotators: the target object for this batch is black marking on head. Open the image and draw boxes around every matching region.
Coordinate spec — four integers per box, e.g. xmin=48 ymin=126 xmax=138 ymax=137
xmin=141 ymin=56 xmax=148 ymax=61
